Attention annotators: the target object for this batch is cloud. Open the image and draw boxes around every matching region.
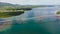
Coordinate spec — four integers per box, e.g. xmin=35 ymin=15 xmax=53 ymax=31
xmin=0 ymin=0 xmax=60 ymax=5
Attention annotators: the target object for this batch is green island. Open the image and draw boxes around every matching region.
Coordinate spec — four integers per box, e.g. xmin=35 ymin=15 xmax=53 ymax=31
xmin=0 ymin=6 xmax=32 ymax=18
xmin=56 ymin=11 xmax=60 ymax=15
xmin=0 ymin=2 xmax=50 ymax=18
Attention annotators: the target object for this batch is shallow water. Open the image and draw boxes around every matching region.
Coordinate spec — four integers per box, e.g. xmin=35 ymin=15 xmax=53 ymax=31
xmin=0 ymin=16 xmax=60 ymax=34
xmin=0 ymin=6 xmax=60 ymax=34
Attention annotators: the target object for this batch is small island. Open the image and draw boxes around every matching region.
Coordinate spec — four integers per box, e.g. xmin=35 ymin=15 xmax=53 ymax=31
xmin=0 ymin=2 xmax=41 ymax=18
xmin=0 ymin=6 xmax=32 ymax=18
xmin=56 ymin=11 xmax=60 ymax=15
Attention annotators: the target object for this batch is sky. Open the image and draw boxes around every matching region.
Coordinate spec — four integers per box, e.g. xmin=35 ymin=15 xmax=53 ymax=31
xmin=0 ymin=0 xmax=60 ymax=5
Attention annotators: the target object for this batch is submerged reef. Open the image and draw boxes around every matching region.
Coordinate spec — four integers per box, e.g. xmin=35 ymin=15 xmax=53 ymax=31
xmin=0 ymin=19 xmax=12 ymax=32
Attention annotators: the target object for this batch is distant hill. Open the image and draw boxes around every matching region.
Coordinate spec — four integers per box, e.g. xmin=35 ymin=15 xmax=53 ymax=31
xmin=0 ymin=2 xmax=20 ymax=7
xmin=1 ymin=2 xmax=21 ymax=6
xmin=0 ymin=2 xmax=39 ymax=10
xmin=0 ymin=2 xmax=57 ymax=9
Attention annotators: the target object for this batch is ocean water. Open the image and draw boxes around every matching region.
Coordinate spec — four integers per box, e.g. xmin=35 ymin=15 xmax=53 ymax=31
xmin=0 ymin=6 xmax=60 ymax=34
xmin=1 ymin=16 xmax=60 ymax=34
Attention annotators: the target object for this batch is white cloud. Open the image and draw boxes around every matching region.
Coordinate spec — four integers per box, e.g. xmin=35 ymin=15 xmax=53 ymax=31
xmin=0 ymin=0 xmax=60 ymax=5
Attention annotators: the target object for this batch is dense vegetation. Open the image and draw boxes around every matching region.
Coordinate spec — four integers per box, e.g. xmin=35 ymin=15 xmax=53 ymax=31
xmin=0 ymin=6 xmax=32 ymax=18
xmin=0 ymin=2 xmax=54 ymax=18
xmin=56 ymin=11 xmax=60 ymax=15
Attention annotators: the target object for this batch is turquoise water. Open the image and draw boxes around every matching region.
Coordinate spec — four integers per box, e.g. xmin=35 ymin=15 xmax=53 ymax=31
xmin=0 ymin=18 xmax=51 ymax=34
xmin=0 ymin=16 xmax=60 ymax=34
xmin=0 ymin=6 xmax=60 ymax=34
